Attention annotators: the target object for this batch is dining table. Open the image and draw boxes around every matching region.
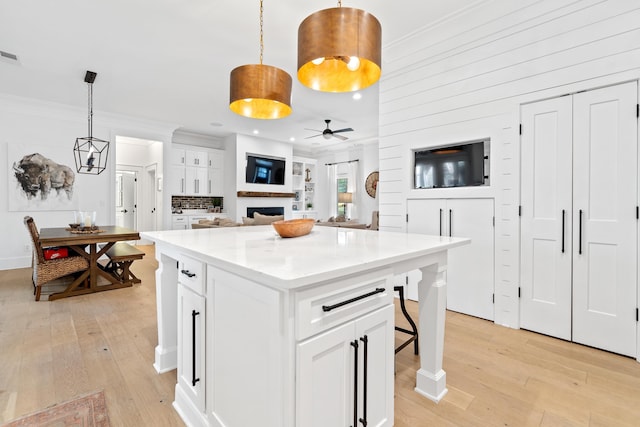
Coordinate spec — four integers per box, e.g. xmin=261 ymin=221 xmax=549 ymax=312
xmin=38 ymin=225 xmax=141 ymax=301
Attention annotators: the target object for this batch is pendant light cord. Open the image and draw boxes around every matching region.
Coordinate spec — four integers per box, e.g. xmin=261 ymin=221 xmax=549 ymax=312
xmin=259 ymin=0 xmax=263 ymax=65
xmin=87 ymin=82 xmax=93 ymax=139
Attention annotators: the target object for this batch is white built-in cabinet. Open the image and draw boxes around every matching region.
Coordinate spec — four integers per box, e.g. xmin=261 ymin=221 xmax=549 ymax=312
xmin=291 ymin=156 xmax=317 ymax=220
xmin=169 ymin=145 xmax=224 ymax=196
xmin=407 ymin=198 xmax=495 ymax=321
xmin=520 ymin=81 xmax=638 ymax=357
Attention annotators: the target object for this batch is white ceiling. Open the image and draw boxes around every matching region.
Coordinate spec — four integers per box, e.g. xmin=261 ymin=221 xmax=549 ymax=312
xmin=0 ymin=0 xmax=480 ymax=152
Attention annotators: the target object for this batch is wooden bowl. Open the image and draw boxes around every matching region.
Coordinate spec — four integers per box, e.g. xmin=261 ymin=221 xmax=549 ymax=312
xmin=272 ymin=219 xmax=315 ymax=238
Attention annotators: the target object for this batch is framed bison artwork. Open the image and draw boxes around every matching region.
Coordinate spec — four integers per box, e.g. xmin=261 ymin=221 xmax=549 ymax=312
xmin=8 ymin=144 xmax=79 ymax=211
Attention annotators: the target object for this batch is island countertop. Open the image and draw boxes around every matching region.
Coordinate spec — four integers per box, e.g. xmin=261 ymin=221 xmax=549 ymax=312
xmin=142 ymin=225 xmax=469 ymax=290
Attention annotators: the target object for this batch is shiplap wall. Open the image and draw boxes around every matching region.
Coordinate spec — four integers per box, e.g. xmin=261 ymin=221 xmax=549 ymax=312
xmin=378 ymin=0 xmax=640 ymax=327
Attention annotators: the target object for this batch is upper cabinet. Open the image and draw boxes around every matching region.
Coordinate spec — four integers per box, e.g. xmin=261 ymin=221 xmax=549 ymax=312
xmin=170 ymin=144 xmax=224 ymax=197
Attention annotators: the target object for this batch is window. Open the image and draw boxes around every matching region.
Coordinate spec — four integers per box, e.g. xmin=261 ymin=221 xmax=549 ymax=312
xmin=337 ymin=178 xmax=348 ymax=216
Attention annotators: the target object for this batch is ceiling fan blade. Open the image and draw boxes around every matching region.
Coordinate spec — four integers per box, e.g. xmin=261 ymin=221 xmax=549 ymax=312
xmin=332 ymin=127 xmax=354 ymax=133
xmin=333 ymin=134 xmax=348 ymax=141
xmin=304 ymin=134 xmax=323 ymax=139
xmin=304 ymin=128 xmax=323 ymax=132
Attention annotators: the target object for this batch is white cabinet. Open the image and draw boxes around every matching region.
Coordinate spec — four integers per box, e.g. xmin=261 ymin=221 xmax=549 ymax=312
xmin=170 ymin=145 xmax=224 ymax=196
xmin=176 ymin=258 xmax=206 ymax=416
xmin=520 ymin=82 xmax=637 ymax=356
xmin=291 ymin=211 xmax=317 ymax=220
xmin=186 ymin=150 xmax=208 ymax=167
xmin=407 ymin=198 xmax=494 ymax=320
xmin=292 ymin=156 xmax=316 ymax=215
xmin=296 ymin=305 xmax=393 ymax=427
xmin=172 ymin=215 xmax=188 ymax=230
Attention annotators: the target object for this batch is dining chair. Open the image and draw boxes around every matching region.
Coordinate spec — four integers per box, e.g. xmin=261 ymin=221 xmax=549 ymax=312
xmin=23 ymin=216 xmax=89 ymax=301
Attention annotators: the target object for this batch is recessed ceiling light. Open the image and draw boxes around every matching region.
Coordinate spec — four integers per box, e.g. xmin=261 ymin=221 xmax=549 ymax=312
xmin=210 ymin=122 xmax=223 ymax=127
xmin=253 ymin=129 xmax=259 ymax=135
xmin=289 ymin=137 xmax=295 ymax=142
xmin=352 ymin=92 xmax=362 ymax=100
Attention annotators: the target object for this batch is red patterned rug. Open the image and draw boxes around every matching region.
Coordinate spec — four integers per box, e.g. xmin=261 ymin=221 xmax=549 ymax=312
xmin=2 ymin=390 xmax=109 ymax=426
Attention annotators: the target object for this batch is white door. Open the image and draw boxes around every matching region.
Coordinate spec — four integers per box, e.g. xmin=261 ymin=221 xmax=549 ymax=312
xmin=446 ymin=198 xmax=495 ymax=321
xmin=572 ymin=82 xmax=637 ymax=357
xmin=520 ymin=96 xmax=574 ymax=340
xmin=355 ymin=305 xmax=394 ymax=427
xmin=296 ymin=321 xmax=355 ymax=427
xmin=115 ymin=171 xmax=136 ymax=229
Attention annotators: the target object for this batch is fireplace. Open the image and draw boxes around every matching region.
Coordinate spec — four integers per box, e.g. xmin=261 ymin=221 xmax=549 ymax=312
xmin=247 ymin=207 xmax=284 ymax=218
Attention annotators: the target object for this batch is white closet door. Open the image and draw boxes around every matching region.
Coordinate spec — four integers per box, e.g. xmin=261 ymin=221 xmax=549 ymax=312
xmin=572 ymin=82 xmax=637 ymax=357
xmin=520 ymin=96 xmax=573 ymax=340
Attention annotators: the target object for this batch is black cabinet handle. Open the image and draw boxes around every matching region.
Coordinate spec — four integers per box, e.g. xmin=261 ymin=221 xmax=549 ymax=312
xmin=350 ymin=339 xmax=359 ymax=427
xmin=449 ymin=209 xmax=453 ymax=237
xmin=359 ymin=335 xmax=369 ymax=426
xmin=439 ymin=208 xmax=443 ymax=236
xmin=578 ymin=209 xmax=583 ymax=255
xmin=181 ymin=269 xmax=196 ymax=278
xmin=191 ymin=310 xmax=200 ymax=387
xmin=322 ymin=288 xmax=385 ymax=312
xmin=561 ymin=209 xmax=565 ymax=253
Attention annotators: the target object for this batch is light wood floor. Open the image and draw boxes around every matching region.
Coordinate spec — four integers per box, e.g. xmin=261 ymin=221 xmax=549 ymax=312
xmin=1 ymin=245 xmax=640 ymax=426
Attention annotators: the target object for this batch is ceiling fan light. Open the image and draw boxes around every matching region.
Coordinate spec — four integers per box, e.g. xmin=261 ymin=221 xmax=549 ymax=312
xmin=298 ymin=7 xmax=381 ymax=93
xmin=229 ymin=64 xmax=292 ymax=120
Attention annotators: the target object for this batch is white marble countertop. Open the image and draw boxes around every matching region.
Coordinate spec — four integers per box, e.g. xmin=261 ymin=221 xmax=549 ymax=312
xmin=142 ymin=225 xmax=469 ymax=289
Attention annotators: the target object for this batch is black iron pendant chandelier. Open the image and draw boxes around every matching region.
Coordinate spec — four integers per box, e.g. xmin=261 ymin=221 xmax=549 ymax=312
xmin=73 ymin=70 xmax=109 ymax=175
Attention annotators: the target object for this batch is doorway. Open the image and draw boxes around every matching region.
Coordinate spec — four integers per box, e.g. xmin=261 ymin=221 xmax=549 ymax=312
xmin=115 ymin=170 xmax=137 ymax=230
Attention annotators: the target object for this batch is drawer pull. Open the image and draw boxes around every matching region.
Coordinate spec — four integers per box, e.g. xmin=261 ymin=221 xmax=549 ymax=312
xmin=322 ymin=288 xmax=385 ymax=312
xmin=181 ymin=269 xmax=196 ymax=278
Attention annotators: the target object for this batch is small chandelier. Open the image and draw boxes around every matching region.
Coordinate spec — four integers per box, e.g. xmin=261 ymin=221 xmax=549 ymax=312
xmin=74 ymin=71 xmax=109 ymax=175
xmin=229 ymin=0 xmax=292 ymax=119
xmin=298 ymin=1 xmax=382 ymax=93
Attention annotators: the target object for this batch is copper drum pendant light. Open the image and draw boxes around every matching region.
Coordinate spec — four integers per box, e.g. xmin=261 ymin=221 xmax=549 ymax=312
xmin=298 ymin=3 xmax=381 ymax=92
xmin=229 ymin=0 xmax=292 ymax=119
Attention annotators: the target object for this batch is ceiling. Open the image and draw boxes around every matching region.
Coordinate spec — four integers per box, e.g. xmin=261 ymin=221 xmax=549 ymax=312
xmin=0 ymin=0 xmax=479 ymax=152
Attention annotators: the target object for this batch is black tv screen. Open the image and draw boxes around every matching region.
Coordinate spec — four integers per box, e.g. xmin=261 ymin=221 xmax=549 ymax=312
xmin=246 ymin=154 xmax=286 ymax=185
xmin=414 ymin=140 xmax=487 ymax=189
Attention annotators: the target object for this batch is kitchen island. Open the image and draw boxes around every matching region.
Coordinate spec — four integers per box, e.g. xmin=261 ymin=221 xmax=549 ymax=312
xmin=142 ymin=225 xmax=469 ymax=427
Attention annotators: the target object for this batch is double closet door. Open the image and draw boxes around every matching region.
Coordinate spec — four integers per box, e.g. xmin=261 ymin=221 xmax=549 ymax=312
xmin=520 ymin=81 xmax=637 ymax=357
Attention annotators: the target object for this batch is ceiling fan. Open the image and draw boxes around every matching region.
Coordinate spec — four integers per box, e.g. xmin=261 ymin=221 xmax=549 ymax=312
xmin=305 ymin=119 xmax=354 ymax=141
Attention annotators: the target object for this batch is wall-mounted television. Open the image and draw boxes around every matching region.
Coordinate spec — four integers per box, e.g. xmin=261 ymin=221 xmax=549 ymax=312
xmin=246 ymin=154 xmax=286 ymax=185
xmin=414 ymin=139 xmax=489 ymax=189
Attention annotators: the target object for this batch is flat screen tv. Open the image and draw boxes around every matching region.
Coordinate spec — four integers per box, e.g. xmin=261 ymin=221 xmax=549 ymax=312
xmin=246 ymin=154 xmax=286 ymax=185
xmin=414 ymin=140 xmax=488 ymax=189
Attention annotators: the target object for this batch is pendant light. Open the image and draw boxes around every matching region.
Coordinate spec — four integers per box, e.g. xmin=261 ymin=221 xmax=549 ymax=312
xmin=73 ymin=71 xmax=109 ymax=175
xmin=298 ymin=1 xmax=381 ymax=93
xmin=229 ymin=0 xmax=292 ymax=119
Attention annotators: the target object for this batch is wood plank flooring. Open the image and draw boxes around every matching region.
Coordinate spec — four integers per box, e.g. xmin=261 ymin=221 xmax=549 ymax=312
xmin=1 ymin=245 xmax=640 ymax=426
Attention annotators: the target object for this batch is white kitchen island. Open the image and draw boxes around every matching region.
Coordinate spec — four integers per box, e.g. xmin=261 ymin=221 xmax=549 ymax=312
xmin=142 ymin=225 xmax=469 ymax=427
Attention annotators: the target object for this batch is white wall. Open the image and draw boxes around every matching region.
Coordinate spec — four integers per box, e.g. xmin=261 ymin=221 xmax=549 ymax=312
xmin=0 ymin=94 xmax=176 ymax=270
xmin=378 ymin=0 xmax=640 ymax=327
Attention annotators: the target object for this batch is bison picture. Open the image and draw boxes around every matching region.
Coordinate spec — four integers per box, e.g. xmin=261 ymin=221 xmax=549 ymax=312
xmin=13 ymin=153 xmax=75 ymax=200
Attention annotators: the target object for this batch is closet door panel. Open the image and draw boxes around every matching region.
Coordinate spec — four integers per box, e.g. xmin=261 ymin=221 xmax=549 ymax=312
xmin=520 ymin=96 xmax=573 ymax=340
xmin=572 ymin=81 xmax=637 ymax=357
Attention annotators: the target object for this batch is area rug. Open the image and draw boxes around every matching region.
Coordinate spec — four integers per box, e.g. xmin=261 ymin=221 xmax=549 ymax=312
xmin=2 ymin=390 xmax=109 ymax=427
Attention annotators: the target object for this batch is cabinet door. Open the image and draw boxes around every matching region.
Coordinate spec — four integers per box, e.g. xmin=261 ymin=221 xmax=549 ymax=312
xmin=185 ymin=167 xmax=208 ymax=195
xmin=169 ymin=165 xmax=185 ymax=195
xmin=177 ymin=285 xmax=206 ymax=412
xmin=355 ymin=305 xmax=394 ymax=427
xmin=407 ymin=199 xmax=446 ymax=236
xmin=208 ymin=168 xmax=223 ymax=196
xmin=297 ymin=321 xmax=355 ymax=427
xmin=446 ymin=198 xmax=495 ymax=321
xmin=171 ymin=147 xmax=186 ymax=166
xmin=186 ymin=150 xmax=207 ymax=167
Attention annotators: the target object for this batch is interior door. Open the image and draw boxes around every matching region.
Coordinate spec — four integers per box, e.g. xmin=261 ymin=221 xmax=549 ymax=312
xmin=520 ymin=96 xmax=574 ymax=340
xmin=115 ymin=171 xmax=136 ymax=229
xmin=572 ymin=82 xmax=637 ymax=357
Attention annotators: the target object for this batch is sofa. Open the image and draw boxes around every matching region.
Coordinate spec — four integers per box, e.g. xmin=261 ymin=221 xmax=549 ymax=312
xmin=191 ymin=212 xmax=284 ymax=229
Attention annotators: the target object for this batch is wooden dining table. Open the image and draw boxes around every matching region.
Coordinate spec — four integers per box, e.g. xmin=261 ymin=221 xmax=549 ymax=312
xmin=38 ymin=225 xmax=141 ymax=301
